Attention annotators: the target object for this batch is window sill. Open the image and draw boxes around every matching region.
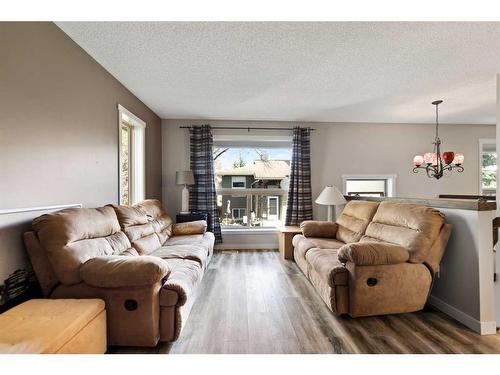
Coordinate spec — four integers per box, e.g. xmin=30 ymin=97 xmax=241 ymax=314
xmin=221 ymin=228 xmax=279 ymax=235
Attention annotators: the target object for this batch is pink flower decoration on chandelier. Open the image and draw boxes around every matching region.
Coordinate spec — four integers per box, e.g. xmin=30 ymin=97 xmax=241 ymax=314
xmin=423 ymin=153 xmax=437 ymax=165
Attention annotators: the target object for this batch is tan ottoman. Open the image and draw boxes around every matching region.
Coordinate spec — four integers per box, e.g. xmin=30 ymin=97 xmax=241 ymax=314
xmin=0 ymin=299 xmax=106 ymax=354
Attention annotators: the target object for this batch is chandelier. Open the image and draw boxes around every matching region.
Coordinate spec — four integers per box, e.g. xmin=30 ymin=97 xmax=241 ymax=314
xmin=412 ymin=100 xmax=464 ymax=179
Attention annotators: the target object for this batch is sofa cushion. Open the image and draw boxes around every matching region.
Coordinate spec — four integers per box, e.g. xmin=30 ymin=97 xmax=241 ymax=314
xmin=363 ymin=201 xmax=445 ymax=263
xmin=111 ymin=200 xmax=173 ymax=255
xmin=305 ymin=248 xmax=348 ymax=286
xmin=300 ymin=220 xmax=338 ymax=238
xmin=164 ymin=232 xmax=215 ymax=257
xmin=151 ymin=244 xmax=208 ymax=269
xmin=80 ymin=255 xmax=170 ymax=288
xmin=337 ymin=241 xmax=410 ymax=266
xmin=160 ymin=259 xmax=204 ymax=307
xmin=335 ymin=201 xmax=379 ymax=244
xmin=32 ymin=206 xmax=132 ymax=285
xmin=292 ymin=235 xmax=315 ymax=275
xmin=23 ymin=231 xmax=59 ymax=297
xmin=308 ymin=237 xmax=345 ymax=250
xmin=172 ymin=220 xmax=207 ymax=236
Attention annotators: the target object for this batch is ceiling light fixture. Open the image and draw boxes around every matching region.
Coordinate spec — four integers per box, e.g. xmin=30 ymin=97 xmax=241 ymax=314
xmin=412 ymin=100 xmax=464 ymax=180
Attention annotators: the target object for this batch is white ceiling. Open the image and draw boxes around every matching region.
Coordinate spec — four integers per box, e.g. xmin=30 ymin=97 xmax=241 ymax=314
xmin=56 ymin=22 xmax=500 ymax=124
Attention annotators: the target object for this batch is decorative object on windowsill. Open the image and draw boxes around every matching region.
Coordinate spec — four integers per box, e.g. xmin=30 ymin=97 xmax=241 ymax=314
xmin=412 ymin=100 xmax=464 ymax=179
xmin=315 ymin=185 xmax=347 ymax=221
xmin=176 ymin=170 xmax=195 ymax=213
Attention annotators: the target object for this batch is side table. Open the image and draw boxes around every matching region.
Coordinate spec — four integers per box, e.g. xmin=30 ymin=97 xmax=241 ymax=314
xmin=278 ymin=226 xmax=302 ymax=260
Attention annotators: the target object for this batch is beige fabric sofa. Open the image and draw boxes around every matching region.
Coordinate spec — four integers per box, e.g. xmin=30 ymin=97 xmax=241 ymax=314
xmin=24 ymin=199 xmax=214 ymax=347
xmin=293 ymin=200 xmax=451 ymax=317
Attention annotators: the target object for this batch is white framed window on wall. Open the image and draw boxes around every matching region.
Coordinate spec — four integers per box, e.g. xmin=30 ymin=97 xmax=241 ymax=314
xmin=231 ymin=176 xmax=246 ymax=188
xmin=118 ymin=104 xmax=146 ymax=205
xmin=342 ymin=174 xmax=397 ymax=197
xmin=479 ymin=138 xmax=496 ymax=196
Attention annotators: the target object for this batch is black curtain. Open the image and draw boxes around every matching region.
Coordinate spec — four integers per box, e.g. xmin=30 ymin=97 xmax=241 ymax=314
xmin=189 ymin=125 xmax=222 ymax=243
xmin=285 ymin=127 xmax=313 ymax=226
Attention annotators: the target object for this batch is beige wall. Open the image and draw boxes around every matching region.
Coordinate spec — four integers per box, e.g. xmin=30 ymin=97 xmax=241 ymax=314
xmin=0 ymin=22 xmax=162 ymax=210
xmin=162 ymin=119 xmax=494 ymax=220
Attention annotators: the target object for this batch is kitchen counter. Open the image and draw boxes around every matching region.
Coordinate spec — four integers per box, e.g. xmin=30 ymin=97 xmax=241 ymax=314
xmin=345 ymin=195 xmax=496 ymax=211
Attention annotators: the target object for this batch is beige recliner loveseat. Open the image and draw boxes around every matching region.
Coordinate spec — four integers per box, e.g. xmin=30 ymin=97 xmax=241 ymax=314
xmin=24 ymin=199 xmax=214 ymax=347
xmin=293 ymin=200 xmax=452 ymax=317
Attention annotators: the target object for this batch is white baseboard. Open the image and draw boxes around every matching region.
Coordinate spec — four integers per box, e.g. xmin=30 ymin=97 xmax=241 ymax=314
xmin=428 ymin=295 xmax=497 ymax=335
xmin=215 ymin=243 xmax=278 ymax=250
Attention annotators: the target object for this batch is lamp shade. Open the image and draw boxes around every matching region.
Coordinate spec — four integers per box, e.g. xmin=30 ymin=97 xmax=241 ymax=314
xmin=315 ymin=185 xmax=346 ymax=206
xmin=176 ymin=170 xmax=195 ymax=185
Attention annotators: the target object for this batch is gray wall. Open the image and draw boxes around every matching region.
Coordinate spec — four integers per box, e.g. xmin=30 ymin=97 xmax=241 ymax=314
xmin=0 ymin=22 xmax=162 ymax=285
xmin=162 ymin=119 xmax=495 ymax=220
xmin=0 ymin=22 xmax=162 ymax=210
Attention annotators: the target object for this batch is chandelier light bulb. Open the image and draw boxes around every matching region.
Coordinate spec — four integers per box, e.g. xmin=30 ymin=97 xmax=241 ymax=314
xmin=423 ymin=153 xmax=434 ymax=165
xmin=442 ymin=151 xmax=455 ymax=165
xmin=453 ymin=153 xmax=464 ymax=165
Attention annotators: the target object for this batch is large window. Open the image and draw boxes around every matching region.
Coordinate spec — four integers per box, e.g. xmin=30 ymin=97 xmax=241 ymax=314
xmin=118 ymin=105 xmax=146 ymax=205
xmin=214 ymin=146 xmax=292 ymax=230
xmin=479 ymin=139 xmax=496 ymax=196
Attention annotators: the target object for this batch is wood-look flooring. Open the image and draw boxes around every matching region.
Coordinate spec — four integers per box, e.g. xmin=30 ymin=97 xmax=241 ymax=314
xmin=109 ymin=250 xmax=500 ymax=354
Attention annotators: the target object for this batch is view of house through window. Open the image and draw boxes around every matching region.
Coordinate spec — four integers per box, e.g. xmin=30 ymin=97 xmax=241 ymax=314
xmin=214 ymin=147 xmax=292 ymax=229
xmin=481 ymin=151 xmax=497 ymax=196
xmin=120 ymin=123 xmax=132 ymax=205
xmin=118 ymin=104 xmax=146 ymax=206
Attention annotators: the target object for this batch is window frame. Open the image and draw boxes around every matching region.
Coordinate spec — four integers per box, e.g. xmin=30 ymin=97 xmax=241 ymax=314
xmin=341 ymin=174 xmax=397 ymax=197
xmin=232 ymin=207 xmax=247 ymax=219
xmin=213 ymin=135 xmax=292 ymax=232
xmin=231 ymin=176 xmax=247 ymax=189
xmin=120 ymin=122 xmax=132 ymax=205
xmin=118 ymin=104 xmax=146 ymax=205
xmin=479 ymin=138 xmax=496 ymax=196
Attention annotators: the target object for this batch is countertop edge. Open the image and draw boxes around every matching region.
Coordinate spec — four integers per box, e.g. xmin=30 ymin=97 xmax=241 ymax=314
xmin=345 ymin=196 xmax=497 ymax=211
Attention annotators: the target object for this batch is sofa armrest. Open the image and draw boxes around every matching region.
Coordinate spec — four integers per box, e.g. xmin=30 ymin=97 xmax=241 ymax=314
xmin=338 ymin=242 xmax=410 ymax=266
xmin=80 ymin=256 xmax=170 ymax=288
xmin=300 ymin=220 xmax=338 ymax=238
xmin=172 ymin=220 xmax=207 ymax=236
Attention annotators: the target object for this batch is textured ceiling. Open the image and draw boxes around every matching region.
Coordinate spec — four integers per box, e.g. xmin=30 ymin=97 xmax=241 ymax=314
xmin=56 ymin=22 xmax=500 ymax=124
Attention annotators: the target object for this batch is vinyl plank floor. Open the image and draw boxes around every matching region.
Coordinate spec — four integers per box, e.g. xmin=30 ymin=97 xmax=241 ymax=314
xmin=109 ymin=250 xmax=500 ymax=354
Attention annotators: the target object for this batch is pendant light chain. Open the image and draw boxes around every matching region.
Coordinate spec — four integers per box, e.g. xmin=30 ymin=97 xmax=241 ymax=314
xmin=435 ymin=102 xmax=439 ymax=140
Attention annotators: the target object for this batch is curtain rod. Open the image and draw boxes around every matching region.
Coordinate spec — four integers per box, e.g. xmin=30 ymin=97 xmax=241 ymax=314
xmin=179 ymin=126 xmax=315 ymax=131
